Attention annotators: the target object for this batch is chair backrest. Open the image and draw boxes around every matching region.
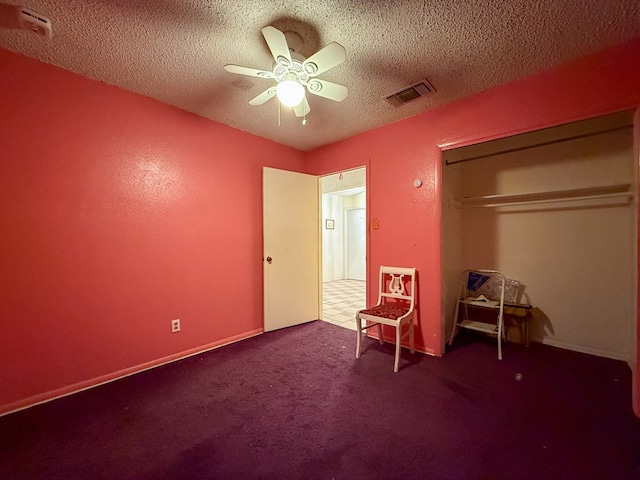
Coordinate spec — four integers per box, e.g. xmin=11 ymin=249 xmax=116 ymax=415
xmin=377 ymin=266 xmax=417 ymax=310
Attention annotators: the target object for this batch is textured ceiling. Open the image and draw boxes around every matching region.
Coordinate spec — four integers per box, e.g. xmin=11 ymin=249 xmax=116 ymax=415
xmin=1 ymin=1 xmax=639 ymax=151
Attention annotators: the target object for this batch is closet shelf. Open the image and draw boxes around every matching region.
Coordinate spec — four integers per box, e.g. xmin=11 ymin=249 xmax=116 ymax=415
xmin=452 ymin=183 xmax=633 ymax=209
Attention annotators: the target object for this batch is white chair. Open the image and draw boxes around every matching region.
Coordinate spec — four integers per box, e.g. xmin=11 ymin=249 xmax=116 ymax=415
xmin=355 ymin=266 xmax=417 ymax=372
xmin=448 ymin=269 xmax=512 ymax=359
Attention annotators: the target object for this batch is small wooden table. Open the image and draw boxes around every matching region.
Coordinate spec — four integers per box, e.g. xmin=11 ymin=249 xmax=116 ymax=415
xmin=503 ymin=302 xmax=532 ymax=346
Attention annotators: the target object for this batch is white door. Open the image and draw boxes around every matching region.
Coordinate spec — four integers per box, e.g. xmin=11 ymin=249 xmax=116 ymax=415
xmin=347 ymin=208 xmax=366 ymax=280
xmin=263 ymin=167 xmax=319 ymax=332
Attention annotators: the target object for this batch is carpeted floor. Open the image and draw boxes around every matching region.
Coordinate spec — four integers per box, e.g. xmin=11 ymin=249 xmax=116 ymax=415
xmin=1 ymin=321 xmax=639 ymax=479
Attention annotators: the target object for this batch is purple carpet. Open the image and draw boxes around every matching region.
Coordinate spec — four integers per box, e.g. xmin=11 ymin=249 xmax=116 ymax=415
xmin=1 ymin=320 xmax=639 ymax=479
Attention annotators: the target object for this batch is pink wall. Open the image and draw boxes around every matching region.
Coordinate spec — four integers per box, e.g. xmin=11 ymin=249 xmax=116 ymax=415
xmin=0 ymin=49 xmax=305 ymax=414
xmin=306 ymin=38 xmax=640 ymax=412
xmin=636 ymin=108 xmax=640 ymax=418
xmin=2 ymin=36 xmax=640 ymax=417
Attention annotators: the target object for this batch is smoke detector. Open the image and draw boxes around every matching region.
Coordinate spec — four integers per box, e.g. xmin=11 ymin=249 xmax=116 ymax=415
xmin=385 ymin=79 xmax=435 ymax=106
xmin=18 ymin=7 xmax=52 ymax=38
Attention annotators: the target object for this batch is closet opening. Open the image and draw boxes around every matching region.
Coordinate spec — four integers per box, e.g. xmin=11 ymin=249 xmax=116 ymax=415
xmin=441 ymin=110 xmax=637 ymax=372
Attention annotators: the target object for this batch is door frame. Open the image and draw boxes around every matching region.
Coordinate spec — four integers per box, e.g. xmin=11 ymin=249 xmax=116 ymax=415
xmin=318 ymin=166 xmax=368 ymax=321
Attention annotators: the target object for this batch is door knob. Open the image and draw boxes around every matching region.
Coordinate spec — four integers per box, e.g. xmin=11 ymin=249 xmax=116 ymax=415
xmin=266 ymin=256 xmax=273 ymax=264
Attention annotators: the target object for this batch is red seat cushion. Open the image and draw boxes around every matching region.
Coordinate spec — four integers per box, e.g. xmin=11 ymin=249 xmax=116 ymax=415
xmin=359 ymin=304 xmax=409 ymax=320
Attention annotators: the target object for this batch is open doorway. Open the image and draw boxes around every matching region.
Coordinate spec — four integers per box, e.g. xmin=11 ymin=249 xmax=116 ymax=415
xmin=320 ymin=167 xmax=367 ymax=330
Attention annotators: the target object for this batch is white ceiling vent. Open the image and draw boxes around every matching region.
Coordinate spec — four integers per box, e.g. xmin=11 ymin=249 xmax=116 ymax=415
xmin=385 ymin=79 xmax=435 ymax=107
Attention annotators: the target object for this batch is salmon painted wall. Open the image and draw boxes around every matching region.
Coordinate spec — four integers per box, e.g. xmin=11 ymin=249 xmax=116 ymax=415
xmin=636 ymin=108 xmax=640 ymax=417
xmin=306 ymin=38 xmax=640 ymax=413
xmin=0 ymin=48 xmax=305 ymax=414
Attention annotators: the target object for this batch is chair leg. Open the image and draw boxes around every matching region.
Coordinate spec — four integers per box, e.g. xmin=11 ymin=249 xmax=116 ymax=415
xmin=377 ymin=323 xmax=384 ymax=345
xmin=497 ymin=318 xmax=503 ymax=360
xmin=394 ymin=325 xmax=402 ymax=372
xmin=355 ymin=314 xmax=362 ymax=359
xmin=409 ymin=322 xmax=415 ymax=354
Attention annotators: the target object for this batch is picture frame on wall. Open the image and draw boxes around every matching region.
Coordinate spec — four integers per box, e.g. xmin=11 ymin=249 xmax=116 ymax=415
xmin=325 ymin=219 xmax=335 ymax=230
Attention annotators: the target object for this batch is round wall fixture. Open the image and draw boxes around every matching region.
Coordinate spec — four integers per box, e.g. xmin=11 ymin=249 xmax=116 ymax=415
xmin=413 ymin=179 xmax=422 ymax=188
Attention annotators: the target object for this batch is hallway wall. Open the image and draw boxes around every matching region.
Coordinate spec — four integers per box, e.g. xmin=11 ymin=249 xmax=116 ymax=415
xmin=321 ymin=169 xmax=366 ymax=282
xmin=322 ymin=193 xmax=345 ymax=282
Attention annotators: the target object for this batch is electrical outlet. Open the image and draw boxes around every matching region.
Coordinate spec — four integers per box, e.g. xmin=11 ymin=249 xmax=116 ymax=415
xmin=171 ymin=319 xmax=180 ymax=333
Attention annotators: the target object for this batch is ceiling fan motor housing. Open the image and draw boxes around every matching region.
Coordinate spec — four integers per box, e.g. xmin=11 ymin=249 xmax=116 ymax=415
xmin=273 ymin=60 xmax=314 ymax=85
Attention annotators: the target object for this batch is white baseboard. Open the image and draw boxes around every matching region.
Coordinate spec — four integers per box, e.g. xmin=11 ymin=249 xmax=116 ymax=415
xmin=536 ymin=337 xmax=631 ymax=362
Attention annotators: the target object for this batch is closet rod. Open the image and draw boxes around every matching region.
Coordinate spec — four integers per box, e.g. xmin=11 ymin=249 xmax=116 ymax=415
xmin=453 ymin=192 xmax=633 ymax=209
xmin=444 ymin=125 xmax=632 ymax=166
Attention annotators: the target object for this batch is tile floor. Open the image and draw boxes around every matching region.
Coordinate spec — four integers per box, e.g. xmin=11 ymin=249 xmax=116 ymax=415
xmin=321 ymin=279 xmax=366 ymax=331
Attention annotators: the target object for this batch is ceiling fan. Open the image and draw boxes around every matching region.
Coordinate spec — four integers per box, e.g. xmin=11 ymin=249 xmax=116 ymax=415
xmin=224 ymin=26 xmax=348 ymax=120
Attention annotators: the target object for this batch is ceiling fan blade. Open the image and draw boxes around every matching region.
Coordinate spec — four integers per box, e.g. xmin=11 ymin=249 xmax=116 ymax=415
xmin=306 ymin=79 xmax=348 ymax=102
xmin=302 ymin=42 xmax=346 ymax=76
xmin=293 ymin=97 xmax=310 ymax=117
xmin=249 ymin=87 xmax=277 ymax=105
xmin=224 ymin=64 xmax=274 ymax=79
xmin=261 ymin=26 xmax=292 ymax=67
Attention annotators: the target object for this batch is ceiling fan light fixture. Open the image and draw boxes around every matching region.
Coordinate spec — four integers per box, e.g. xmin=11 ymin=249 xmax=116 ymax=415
xmin=276 ymin=78 xmax=305 ymax=107
xmin=225 ymin=26 xmax=347 ymax=117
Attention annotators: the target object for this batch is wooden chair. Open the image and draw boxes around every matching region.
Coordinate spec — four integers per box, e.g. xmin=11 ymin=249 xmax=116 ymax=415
xmin=355 ymin=266 xmax=417 ymax=372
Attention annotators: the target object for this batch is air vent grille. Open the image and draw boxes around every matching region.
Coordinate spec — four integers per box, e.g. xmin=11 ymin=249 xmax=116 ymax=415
xmin=385 ymin=79 xmax=435 ymax=107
